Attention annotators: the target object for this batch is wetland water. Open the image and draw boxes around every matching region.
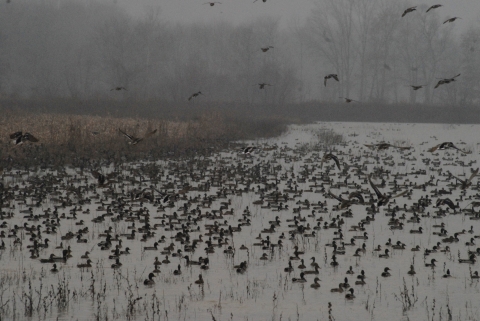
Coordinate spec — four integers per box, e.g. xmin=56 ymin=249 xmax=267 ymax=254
xmin=1 ymin=122 xmax=480 ymax=321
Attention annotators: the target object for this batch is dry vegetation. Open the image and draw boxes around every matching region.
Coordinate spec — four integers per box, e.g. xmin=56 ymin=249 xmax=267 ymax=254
xmin=0 ymin=100 xmax=292 ymax=166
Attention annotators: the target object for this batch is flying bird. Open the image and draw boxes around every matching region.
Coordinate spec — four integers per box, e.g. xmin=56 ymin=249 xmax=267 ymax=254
xmin=241 ymin=147 xmax=257 ymax=156
xmin=203 ymin=2 xmax=221 ymax=6
xmin=434 ymin=74 xmax=460 ymax=89
xmin=368 ymin=174 xmax=408 ymax=207
xmin=339 ymin=97 xmax=358 ymax=103
xmin=426 ymin=4 xmax=442 ymax=13
xmin=443 ymin=17 xmax=461 ymax=24
xmin=261 ymin=46 xmax=274 ymax=52
xmin=364 ymin=143 xmax=411 ymax=151
xmin=428 ymin=142 xmax=470 ymax=154
xmin=9 ymin=132 xmax=39 ymax=145
xmin=410 ymin=85 xmax=426 ymax=91
xmin=257 ymin=83 xmax=273 ymax=89
xmin=436 ymin=198 xmax=456 ymax=209
xmin=329 ymin=190 xmax=365 ymax=209
xmin=320 ymin=153 xmax=341 ymax=170
xmin=324 ymin=74 xmax=339 ymax=87
xmin=402 ymin=6 xmax=417 ymax=17
xmin=110 ymin=87 xmax=127 ymax=91
xmin=119 ymin=129 xmax=157 ymax=145
xmin=253 ymin=0 xmax=267 ymax=3
xmin=448 ymin=168 xmax=479 ymax=190
xmin=188 ymin=91 xmax=204 ymax=101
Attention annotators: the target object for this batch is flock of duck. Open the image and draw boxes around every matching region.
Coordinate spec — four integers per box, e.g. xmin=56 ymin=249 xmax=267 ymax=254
xmin=1 ymin=122 xmax=480 ymax=319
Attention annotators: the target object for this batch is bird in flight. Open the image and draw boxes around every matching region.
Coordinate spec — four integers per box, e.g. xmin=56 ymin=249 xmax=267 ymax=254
xmin=110 ymin=87 xmax=127 ymax=91
xmin=324 ymin=74 xmax=339 ymax=87
xmin=448 ymin=168 xmax=479 ymax=190
xmin=253 ymin=0 xmax=267 ymax=3
xmin=261 ymin=46 xmax=274 ymax=52
xmin=369 ymin=174 xmax=408 ymax=207
xmin=410 ymin=85 xmax=426 ymax=91
xmin=329 ymin=190 xmax=365 ymax=209
xmin=434 ymin=74 xmax=460 ymax=89
xmin=188 ymin=91 xmax=203 ymax=101
xmin=436 ymin=198 xmax=456 ymax=209
xmin=320 ymin=153 xmax=341 ymax=170
xmin=339 ymin=97 xmax=358 ymax=103
xmin=402 ymin=6 xmax=417 ymax=17
xmin=118 ymin=129 xmax=157 ymax=145
xmin=428 ymin=142 xmax=470 ymax=154
xmin=241 ymin=147 xmax=257 ymax=156
xmin=364 ymin=143 xmax=411 ymax=151
xmin=257 ymin=83 xmax=273 ymax=89
xmin=204 ymin=2 xmax=221 ymax=6
xmin=10 ymin=132 xmax=39 ymax=145
xmin=443 ymin=17 xmax=461 ymax=24
xmin=426 ymin=4 xmax=442 ymax=13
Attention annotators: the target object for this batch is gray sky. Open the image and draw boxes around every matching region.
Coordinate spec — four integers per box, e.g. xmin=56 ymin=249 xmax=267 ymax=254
xmin=117 ymin=0 xmax=479 ymax=28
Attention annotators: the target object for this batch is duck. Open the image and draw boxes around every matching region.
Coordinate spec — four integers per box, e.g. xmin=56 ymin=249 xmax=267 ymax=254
xmin=292 ymin=272 xmax=307 ymax=283
xmin=51 ymin=263 xmax=58 ymax=273
xmin=144 ymin=273 xmax=155 ymax=285
xmin=77 ymin=259 xmax=93 ymax=268
xmin=310 ymin=277 xmax=321 ymax=289
xmin=381 ymin=267 xmax=391 ymax=277
xmin=407 ymin=265 xmax=416 ymax=275
xmin=173 ymin=264 xmax=182 ymax=275
xmin=195 ymin=274 xmax=204 ymax=285
xmin=345 ymin=288 xmax=355 ymax=300
xmin=379 ymin=249 xmax=390 ymax=258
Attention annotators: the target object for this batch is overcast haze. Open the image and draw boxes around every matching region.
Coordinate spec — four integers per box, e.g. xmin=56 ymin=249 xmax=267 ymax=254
xmin=119 ymin=0 xmax=480 ymax=28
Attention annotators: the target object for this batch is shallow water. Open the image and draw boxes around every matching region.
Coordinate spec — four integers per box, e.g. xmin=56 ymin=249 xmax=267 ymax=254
xmin=1 ymin=121 xmax=480 ymax=321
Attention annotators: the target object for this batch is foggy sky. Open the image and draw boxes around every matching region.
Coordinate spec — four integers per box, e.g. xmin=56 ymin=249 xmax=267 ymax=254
xmin=117 ymin=0 xmax=479 ymax=28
